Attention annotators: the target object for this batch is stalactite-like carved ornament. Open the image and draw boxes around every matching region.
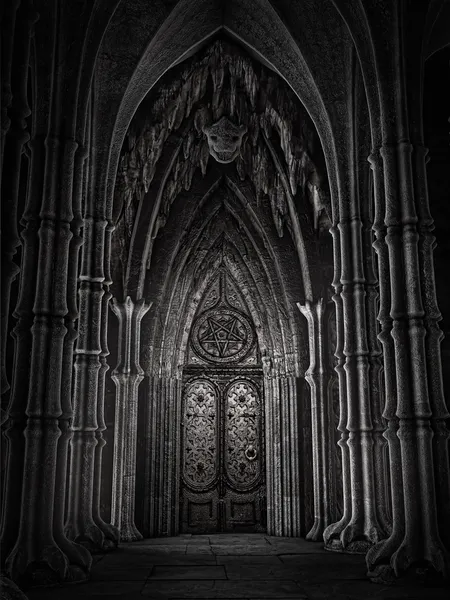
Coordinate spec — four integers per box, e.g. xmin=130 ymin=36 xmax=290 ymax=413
xmin=113 ymin=40 xmax=331 ymax=292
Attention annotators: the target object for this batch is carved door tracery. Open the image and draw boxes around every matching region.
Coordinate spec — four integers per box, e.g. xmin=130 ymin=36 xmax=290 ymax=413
xmin=181 ymin=373 xmax=265 ymax=533
xmin=183 ymin=380 xmax=218 ymax=490
xmin=181 ymin=271 xmax=265 ymax=533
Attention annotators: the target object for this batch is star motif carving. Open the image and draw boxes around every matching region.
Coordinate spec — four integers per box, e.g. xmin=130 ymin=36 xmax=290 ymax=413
xmin=198 ymin=314 xmax=247 ymax=358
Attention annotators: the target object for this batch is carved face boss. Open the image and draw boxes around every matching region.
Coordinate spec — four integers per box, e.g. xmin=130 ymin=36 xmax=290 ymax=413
xmin=203 ymin=117 xmax=247 ymax=163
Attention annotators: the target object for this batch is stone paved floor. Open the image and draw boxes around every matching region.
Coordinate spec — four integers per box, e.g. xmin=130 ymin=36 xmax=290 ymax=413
xmin=25 ymin=534 xmax=449 ymax=599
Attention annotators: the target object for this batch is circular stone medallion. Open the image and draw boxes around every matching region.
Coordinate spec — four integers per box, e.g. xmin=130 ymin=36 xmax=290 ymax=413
xmin=191 ymin=307 xmax=255 ymax=364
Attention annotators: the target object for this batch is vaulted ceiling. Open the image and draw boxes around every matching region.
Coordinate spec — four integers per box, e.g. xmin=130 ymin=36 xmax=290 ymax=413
xmin=109 ymin=36 xmax=338 ymax=376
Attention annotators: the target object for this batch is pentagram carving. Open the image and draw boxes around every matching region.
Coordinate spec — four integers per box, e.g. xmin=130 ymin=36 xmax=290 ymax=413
xmin=191 ymin=307 xmax=255 ymax=364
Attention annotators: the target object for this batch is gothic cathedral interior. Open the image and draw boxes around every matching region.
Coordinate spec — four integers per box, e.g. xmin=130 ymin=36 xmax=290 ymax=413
xmin=1 ymin=1 xmax=450 ymax=598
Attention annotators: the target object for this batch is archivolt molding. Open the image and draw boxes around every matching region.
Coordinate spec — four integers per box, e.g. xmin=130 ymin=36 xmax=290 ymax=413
xmin=140 ymin=183 xmax=306 ymax=380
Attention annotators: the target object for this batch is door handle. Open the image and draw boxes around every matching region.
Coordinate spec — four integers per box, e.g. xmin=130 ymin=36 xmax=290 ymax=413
xmin=245 ymin=445 xmax=257 ymax=461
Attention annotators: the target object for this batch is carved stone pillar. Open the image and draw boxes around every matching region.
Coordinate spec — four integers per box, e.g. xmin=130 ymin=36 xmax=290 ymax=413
xmin=65 ymin=217 xmax=112 ymax=552
xmin=52 ymin=144 xmax=93 ymax=574
xmin=324 ymin=229 xmax=352 ymax=548
xmin=0 ymin=0 xmax=20 ymax=172
xmin=324 ymin=204 xmax=385 ymax=552
xmin=262 ymin=357 xmax=302 ymax=537
xmin=413 ymin=145 xmax=450 ymax=553
xmin=111 ymin=297 xmax=150 ymax=542
xmin=362 ymin=183 xmax=391 ymax=535
xmin=1 ymin=0 xmax=37 ymax=405
xmin=92 ymin=223 xmax=120 ymax=548
xmin=0 ymin=138 xmax=40 ymax=566
xmin=4 ymin=133 xmax=92 ymax=587
xmin=0 ymin=0 xmax=37 ymax=565
xmin=366 ymin=138 xmax=450 ymax=581
xmin=144 ymin=374 xmax=182 ymax=537
xmin=298 ymin=299 xmax=335 ymax=541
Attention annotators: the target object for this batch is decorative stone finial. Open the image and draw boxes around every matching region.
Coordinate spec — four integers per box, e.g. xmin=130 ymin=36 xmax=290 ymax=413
xmin=203 ymin=117 xmax=247 ymax=163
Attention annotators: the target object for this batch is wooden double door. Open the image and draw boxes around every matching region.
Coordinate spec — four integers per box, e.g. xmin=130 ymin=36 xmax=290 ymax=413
xmin=180 ymin=371 xmax=266 ymax=533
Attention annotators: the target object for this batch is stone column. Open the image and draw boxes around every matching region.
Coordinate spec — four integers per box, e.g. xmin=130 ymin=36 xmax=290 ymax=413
xmin=0 ymin=0 xmax=37 ymax=564
xmin=280 ymin=372 xmax=303 ymax=537
xmin=65 ymin=216 xmax=111 ymax=551
xmin=366 ymin=138 xmax=450 ymax=581
xmin=0 ymin=136 xmax=41 ymax=567
xmin=144 ymin=374 xmax=182 ymax=537
xmin=262 ymin=357 xmax=302 ymax=537
xmin=364 ymin=160 xmax=391 ymax=536
xmin=4 ymin=132 xmax=92 ymax=586
xmin=324 ymin=199 xmax=385 ymax=553
xmin=1 ymin=0 xmax=37 ymax=405
xmin=0 ymin=0 xmax=19 ymax=172
xmin=111 ymin=297 xmax=150 ymax=542
xmin=298 ymin=299 xmax=335 ymax=541
xmin=324 ymin=229 xmax=352 ymax=548
xmin=92 ymin=223 xmax=120 ymax=548
xmin=414 ymin=145 xmax=450 ymax=552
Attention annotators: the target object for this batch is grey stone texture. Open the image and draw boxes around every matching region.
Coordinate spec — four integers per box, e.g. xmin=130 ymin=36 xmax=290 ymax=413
xmin=23 ymin=535 xmax=450 ymax=599
xmin=1 ymin=0 xmax=449 ymax=597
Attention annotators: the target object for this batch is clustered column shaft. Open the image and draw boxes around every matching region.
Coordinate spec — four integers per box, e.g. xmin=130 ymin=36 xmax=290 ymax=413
xmin=4 ymin=132 xmax=92 ymax=586
xmin=65 ymin=215 xmax=119 ymax=551
xmin=111 ymin=297 xmax=150 ymax=542
xmin=298 ymin=299 xmax=335 ymax=541
xmin=0 ymin=0 xmax=37 ymax=563
xmin=324 ymin=207 xmax=385 ymax=553
xmin=366 ymin=140 xmax=450 ymax=581
xmin=92 ymin=223 xmax=121 ymax=547
xmin=263 ymin=357 xmax=302 ymax=537
xmin=144 ymin=375 xmax=183 ymax=537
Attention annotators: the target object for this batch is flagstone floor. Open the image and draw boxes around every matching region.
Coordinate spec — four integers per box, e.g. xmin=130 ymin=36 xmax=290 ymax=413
xmin=25 ymin=534 xmax=449 ymax=599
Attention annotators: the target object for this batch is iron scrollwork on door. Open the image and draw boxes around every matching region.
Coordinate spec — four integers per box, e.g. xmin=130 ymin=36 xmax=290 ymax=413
xmin=181 ymin=374 xmax=265 ymax=533
xmin=183 ymin=379 xmax=218 ymax=489
xmin=225 ymin=380 xmax=262 ymax=489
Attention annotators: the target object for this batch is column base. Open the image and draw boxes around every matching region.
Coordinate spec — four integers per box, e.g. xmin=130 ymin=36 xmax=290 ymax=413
xmin=368 ymin=562 xmax=449 ymax=587
xmin=93 ymin=519 xmax=120 ymax=550
xmin=306 ymin=518 xmax=326 ymax=542
xmin=366 ymin=534 xmax=450 ymax=584
xmin=5 ymin=551 xmax=90 ymax=590
xmin=0 ymin=575 xmax=28 ymax=599
xmin=324 ymin=538 xmax=372 ymax=554
xmin=119 ymin=523 xmax=143 ymax=543
xmin=324 ymin=518 xmax=381 ymax=555
xmin=64 ymin=521 xmax=109 ymax=554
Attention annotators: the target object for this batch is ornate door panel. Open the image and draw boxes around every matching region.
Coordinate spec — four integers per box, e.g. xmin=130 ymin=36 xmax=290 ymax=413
xmin=181 ymin=379 xmax=220 ymax=532
xmin=181 ymin=374 xmax=265 ymax=533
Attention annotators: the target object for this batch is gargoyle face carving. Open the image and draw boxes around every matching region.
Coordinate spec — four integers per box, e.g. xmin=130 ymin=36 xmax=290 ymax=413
xmin=203 ymin=117 xmax=247 ymax=163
